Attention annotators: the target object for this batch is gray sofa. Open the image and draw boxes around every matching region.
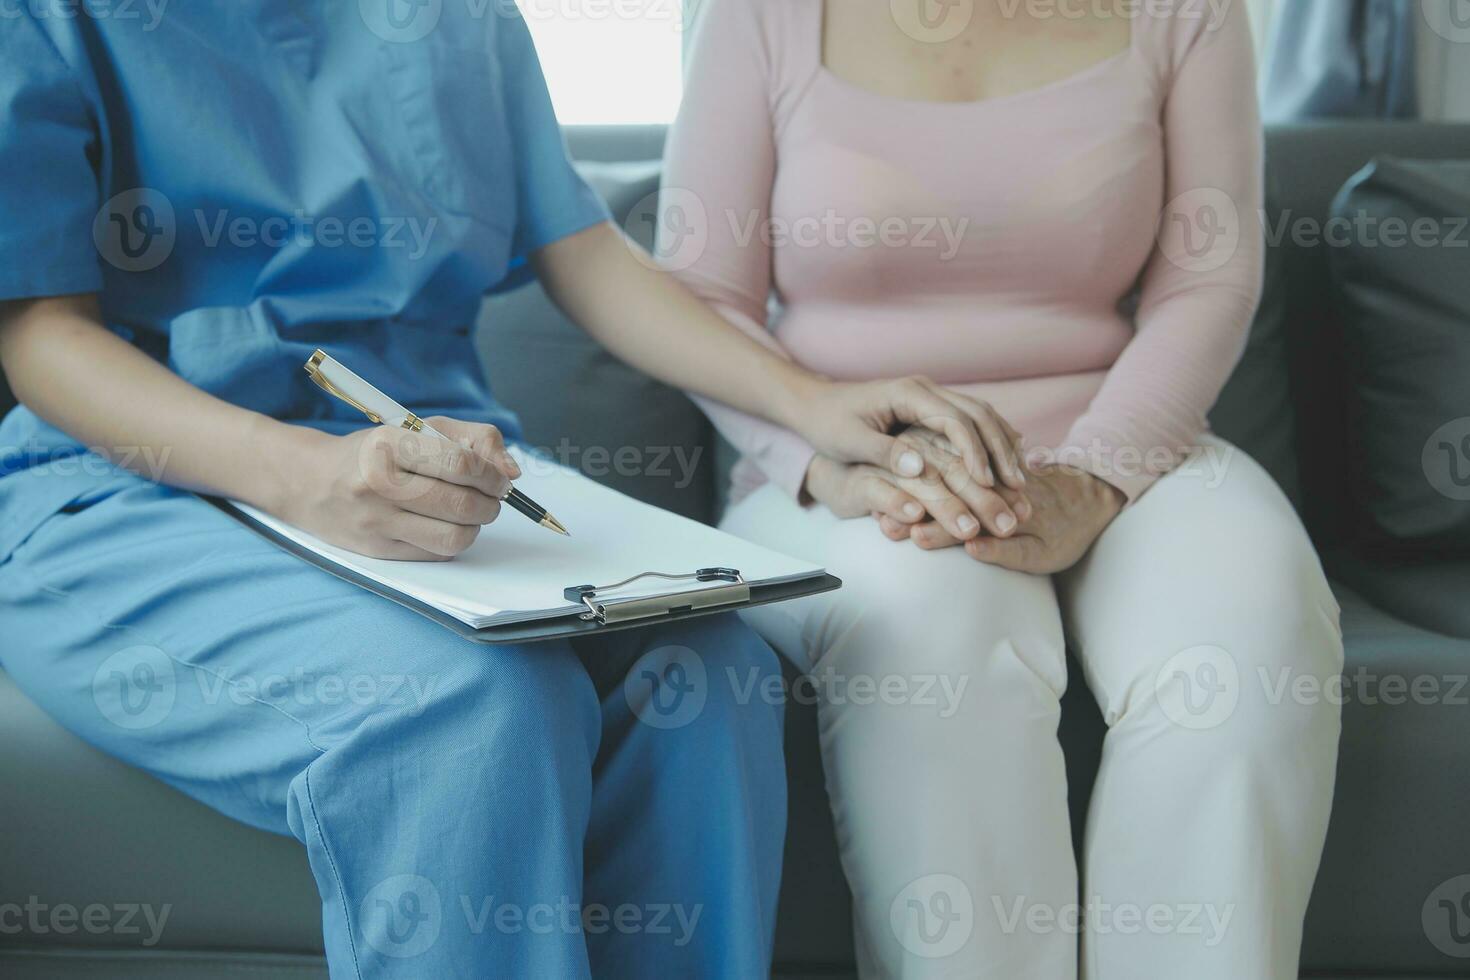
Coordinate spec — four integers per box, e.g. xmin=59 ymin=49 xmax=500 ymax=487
xmin=3 ymin=122 xmax=1469 ymax=979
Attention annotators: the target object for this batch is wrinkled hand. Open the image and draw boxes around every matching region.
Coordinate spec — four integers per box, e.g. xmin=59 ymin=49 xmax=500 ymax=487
xmin=280 ymin=417 xmax=519 ymax=561
xmin=793 ymin=376 xmax=1028 ymax=493
xmin=804 ymin=426 xmax=1031 ymax=543
xmin=878 ymin=461 xmax=1125 ymax=574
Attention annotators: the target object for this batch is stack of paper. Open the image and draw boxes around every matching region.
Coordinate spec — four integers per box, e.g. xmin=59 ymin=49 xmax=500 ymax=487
xmin=231 ymin=451 xmax=825 ymax=629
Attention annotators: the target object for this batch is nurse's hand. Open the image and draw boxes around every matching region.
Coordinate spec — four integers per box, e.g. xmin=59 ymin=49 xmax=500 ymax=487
xmin=806 ymin=429 xmax=1030 ymax=542
xmin=279 ymin=418 xmax=518 ymax=561
xmin=794 ymin=376 xmax=1028 ymax=495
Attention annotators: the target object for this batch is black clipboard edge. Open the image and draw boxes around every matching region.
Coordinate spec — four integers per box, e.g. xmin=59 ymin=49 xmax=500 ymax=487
xmin=206 ymin=497 xmax=842 ymax=645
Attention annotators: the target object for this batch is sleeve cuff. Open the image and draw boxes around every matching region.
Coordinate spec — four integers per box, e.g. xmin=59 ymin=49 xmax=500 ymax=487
xmin=0 ymin=259 xmax=101 ymax=305
xmin=760 ymin=435 xmax=818 ymax=501
xmin=520 ymin=180 xmax=610 ymax=256
xmin=1052 ymin=429 xmax=1169 ymax=506
xmin=1083 ymin=466 xmax=1156 ymax=506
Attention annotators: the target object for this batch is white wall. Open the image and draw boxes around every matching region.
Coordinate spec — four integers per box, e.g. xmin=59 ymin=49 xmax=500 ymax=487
xmin=1418 ymin=2 xmax=1470 ymax=121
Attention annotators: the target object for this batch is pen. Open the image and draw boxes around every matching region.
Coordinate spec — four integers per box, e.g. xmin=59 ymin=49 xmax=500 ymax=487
xmin=304 ymin=349 xmax=569 ymax=536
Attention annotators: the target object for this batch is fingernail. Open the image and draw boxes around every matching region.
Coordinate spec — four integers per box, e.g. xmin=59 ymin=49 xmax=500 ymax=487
xmin=504 ymin=455 xmax=522 ymax=478
xmin=1016 ymin=500 xmax=1032 ymax=521
xmin=957 ymin=515 xmax=979 ymax=536
xmin=997 ymin=513 xmax=1016 ymax=534
xmin=982 ymin=462 xmax=994 ymax=486
xmin=898 ymin=451 xmax=923 ymax=477
xmin=902 ymin=502 xmax=923 ymax=520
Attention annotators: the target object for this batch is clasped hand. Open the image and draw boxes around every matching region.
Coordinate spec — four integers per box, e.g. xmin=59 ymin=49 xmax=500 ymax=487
xmin=804 ymin=416 xmax=1126 ymax=575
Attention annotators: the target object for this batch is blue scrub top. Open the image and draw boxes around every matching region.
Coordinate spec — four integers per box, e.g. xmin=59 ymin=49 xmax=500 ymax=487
xmin=0 ymin=1 xmax=608 ymax=557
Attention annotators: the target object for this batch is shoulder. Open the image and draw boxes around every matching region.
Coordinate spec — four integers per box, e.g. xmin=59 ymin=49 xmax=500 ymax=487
xmin=1132 ymin=0 xmax=1255 ymax=86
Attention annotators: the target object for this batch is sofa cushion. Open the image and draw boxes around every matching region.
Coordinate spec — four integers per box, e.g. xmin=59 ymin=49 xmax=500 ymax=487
xmin=1326 ymin=547 xmax=1470 ymax=640
xmin=477 ymin=160 xmax=718 ymax=523
xmin=1248 ymin=124 xmax=1470 ymax=545
xmin=1329 ymin=157 xmax=1470 ymax=555
xmin=0 ymin=670 xmax=323 ymax=957
xmin=1303 ymin=585 xmax=1470 ymax=973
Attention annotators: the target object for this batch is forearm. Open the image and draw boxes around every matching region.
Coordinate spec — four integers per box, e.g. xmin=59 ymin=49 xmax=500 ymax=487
xmin=0 ymin=295 xmax=314 ymax=512
xmin=660 ymin=299 xmax=815 ymax=497
xmin=531 ymin=223 xmax=819 ymax=430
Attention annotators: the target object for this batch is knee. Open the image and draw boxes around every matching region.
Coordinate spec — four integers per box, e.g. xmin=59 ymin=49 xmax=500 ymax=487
xmin=292 ymin=638 xmax=600 ymax=842
xmin=663 ymin=612 xmax=783 ymax=680
xmin=1145 ymin=620 xmax=1343 ymax=769
xmin=643 ymin=613 xmax=786 ymax=728
xmin=348 ymin=633 xmax=599 ymax=760
xmin=817 ymin=563 xmax=1066 ymax=706
xmin=1243 ymin=596 xmax=1344 ymax=759
xmin=1207 ymin=531 xmax=1346 ymax=706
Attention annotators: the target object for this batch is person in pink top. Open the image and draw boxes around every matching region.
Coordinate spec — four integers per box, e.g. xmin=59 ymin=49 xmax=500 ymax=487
xmin=664 ymin=0 xmax=1343 ymax=976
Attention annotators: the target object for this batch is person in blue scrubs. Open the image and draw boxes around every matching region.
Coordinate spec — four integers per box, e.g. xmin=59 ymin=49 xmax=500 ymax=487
xmin=0 ymin=4 xmax=1017 ymax=978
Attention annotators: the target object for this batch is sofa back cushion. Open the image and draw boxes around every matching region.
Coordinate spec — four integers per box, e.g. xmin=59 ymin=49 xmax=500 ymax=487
xmin=1328 ymin=157 xmax=1470 ymax=555
xmin=1219 ymin=123 xmax=1470 ymax=543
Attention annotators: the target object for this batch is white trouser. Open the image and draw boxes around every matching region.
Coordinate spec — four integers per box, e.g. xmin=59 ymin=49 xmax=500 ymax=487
xmin=721 ymin=436 xmax=1343 ymax=979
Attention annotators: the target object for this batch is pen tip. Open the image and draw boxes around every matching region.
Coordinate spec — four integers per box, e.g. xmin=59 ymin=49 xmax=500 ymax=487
xmin=543 ymin=514 xmax=570 ymax=536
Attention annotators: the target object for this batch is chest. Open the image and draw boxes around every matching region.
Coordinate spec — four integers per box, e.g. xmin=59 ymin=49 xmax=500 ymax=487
xmin=79 ymin=5 xmax=518 ymax=312
xmin=822 ymin=0 xmax=1132 ymax=103
xmin=773 ymin=12 xmax=1164 ymax=303
xmin=88 ymin=7 xmax=513 ymax=231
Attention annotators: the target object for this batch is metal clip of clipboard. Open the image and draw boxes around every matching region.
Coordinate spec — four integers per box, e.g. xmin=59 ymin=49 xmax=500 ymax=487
xmin=564 ymin=568 xmax=750 ymax=626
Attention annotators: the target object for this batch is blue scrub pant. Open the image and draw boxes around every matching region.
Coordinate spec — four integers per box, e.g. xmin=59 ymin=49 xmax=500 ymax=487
xmin=0 ymin=466 xmax=788 ymax=978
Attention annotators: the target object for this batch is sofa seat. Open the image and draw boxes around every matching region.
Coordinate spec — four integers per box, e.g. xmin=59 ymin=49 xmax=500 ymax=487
xmin=1326 ymin=548 xmax=1470 ymax=640
xmin=5 ymin=581 xmax=1469 ymax=978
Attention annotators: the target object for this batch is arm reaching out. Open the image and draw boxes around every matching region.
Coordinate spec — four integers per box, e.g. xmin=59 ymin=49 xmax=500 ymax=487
xmin=532 ymin=223 xmax=1026 ymax=494
xmin=0 ymin=296 xmax=519 ymax=560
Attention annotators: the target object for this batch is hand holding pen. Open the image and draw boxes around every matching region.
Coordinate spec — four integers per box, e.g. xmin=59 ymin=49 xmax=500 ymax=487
xmin=307 ymin=350 xmax=566 ymax=535
xmin=263 ymin=350 xmax=567 ymax=561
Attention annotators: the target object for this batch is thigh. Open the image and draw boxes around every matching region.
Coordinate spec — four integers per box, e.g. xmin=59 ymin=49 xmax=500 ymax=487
xmin=721 ymin=484 xmax=1066 ymax=695
xmin=0 ymin=469 xmax=597 ymax=833
xmin=1059 ymin=436 xmax=1343 ymax=726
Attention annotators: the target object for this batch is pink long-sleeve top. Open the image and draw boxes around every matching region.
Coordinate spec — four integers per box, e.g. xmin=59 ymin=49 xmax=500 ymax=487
xmin=664 ymin=0 xmax=1264 ymax=503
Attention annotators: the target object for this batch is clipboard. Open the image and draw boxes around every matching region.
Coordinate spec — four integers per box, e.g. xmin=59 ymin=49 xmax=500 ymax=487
xmin=208 ymin=497 xmax=841 ymax=644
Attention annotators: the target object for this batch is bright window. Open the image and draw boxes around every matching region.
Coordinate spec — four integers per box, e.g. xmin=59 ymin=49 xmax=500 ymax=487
xmin=518 ymin=0 xmax=684 ymax=125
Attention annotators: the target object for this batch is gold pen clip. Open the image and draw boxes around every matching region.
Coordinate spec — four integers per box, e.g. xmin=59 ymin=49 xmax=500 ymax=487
xmin=305 ymin=349 xmax=383 ymax=425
